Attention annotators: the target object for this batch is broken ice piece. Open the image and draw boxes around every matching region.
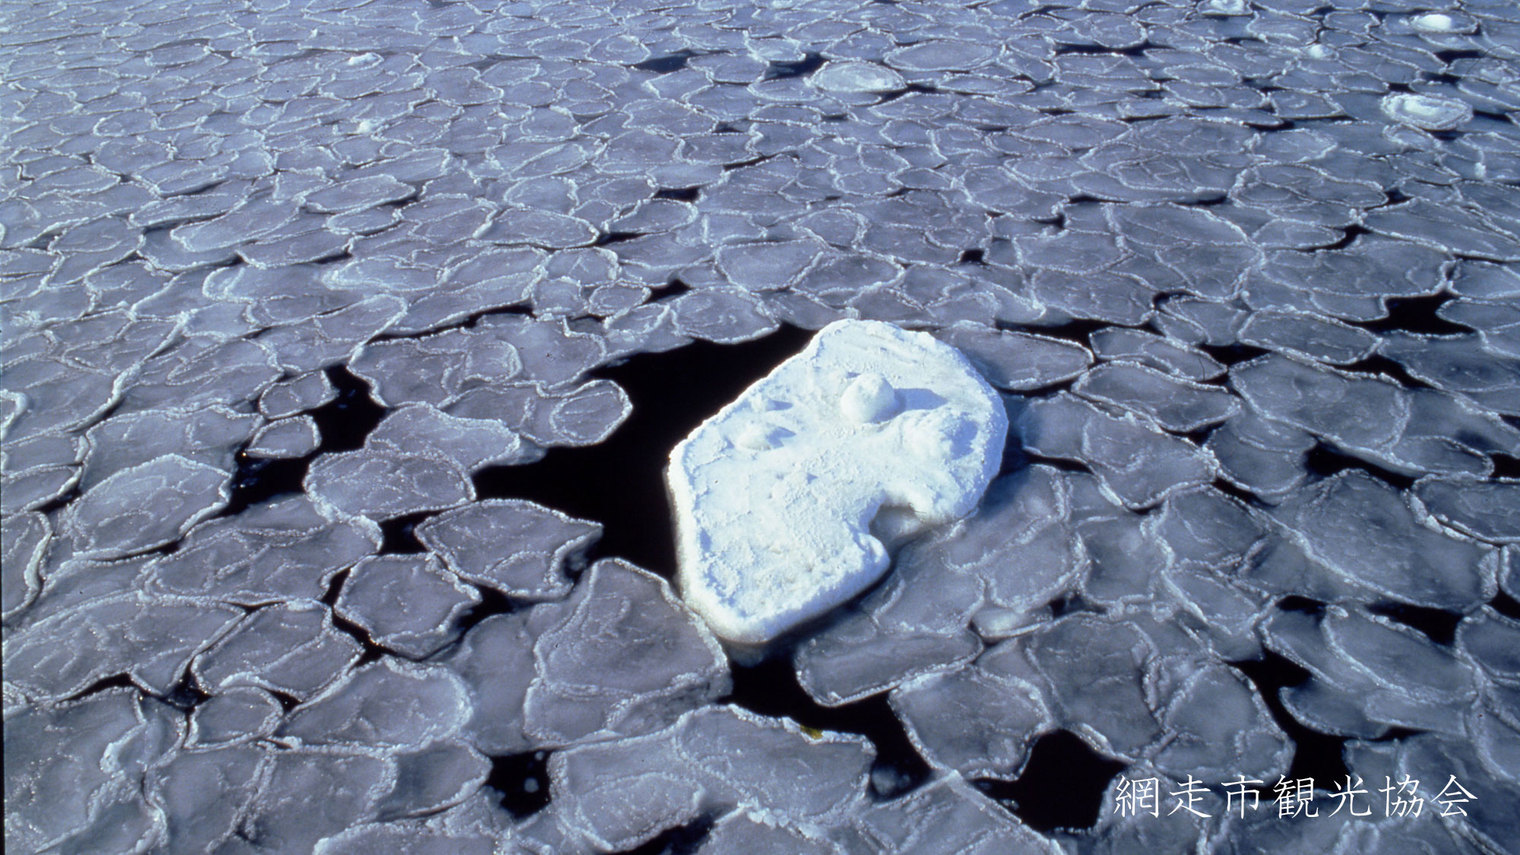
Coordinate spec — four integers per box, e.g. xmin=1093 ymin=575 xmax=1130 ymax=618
xmin=667 ymin=319 xmax=1007 ymax=645
xmin=65 ymin=453 xmax=229 ymax=558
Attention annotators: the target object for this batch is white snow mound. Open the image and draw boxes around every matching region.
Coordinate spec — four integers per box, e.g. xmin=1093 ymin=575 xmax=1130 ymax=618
xmin=667 ymin=319 xmax=1007 ymax=645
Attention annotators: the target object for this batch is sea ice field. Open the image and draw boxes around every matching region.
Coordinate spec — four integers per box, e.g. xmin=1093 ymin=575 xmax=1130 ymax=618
xmin=3 ymin=0 xmax=1519 ymax=852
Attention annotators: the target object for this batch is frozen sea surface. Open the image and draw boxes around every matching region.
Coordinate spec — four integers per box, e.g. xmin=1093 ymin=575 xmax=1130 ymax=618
xmin=3 ymin=0 xmax=1519 ymax=852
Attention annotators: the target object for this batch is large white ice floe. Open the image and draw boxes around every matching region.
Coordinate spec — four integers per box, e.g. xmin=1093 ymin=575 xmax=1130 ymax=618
xmin=667 ymin=319 xmax=1007 ymax=646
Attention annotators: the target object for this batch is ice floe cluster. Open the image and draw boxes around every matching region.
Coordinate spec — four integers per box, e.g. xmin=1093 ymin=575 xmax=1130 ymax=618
xmin=3 ymin=0 xmax=1519 ymax=852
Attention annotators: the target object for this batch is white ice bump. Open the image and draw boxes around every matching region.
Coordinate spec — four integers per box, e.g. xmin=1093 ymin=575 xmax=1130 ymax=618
xmin=809 ymin=61 xmax=906 ymax=93
xmin=667 ymin=320 xmax=1007 ymax=645
xmin=1410 ymin=12 xmax=1474 ymax=34
xmin=1380 ymin=93 xmax=1473 ymax=132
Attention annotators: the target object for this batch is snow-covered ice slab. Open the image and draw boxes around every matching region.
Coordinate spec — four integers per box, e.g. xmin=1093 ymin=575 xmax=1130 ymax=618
xmin=667 ymin=319 xmax=1007 ymax=645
